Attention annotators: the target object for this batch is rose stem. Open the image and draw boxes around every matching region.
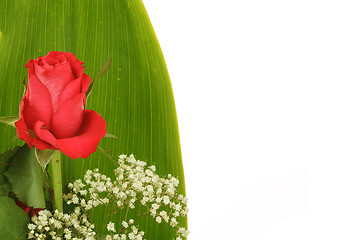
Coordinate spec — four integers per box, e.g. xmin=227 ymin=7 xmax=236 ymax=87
xmin=51 ymin=150 xmax=63 ymax=212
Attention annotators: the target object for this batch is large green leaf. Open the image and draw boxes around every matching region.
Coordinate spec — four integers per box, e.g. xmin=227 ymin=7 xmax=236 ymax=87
xmin=0 ymin=196 xmax=29 ymax=240
xmin=0 ymin=0 xmax=186 ymax=238
xmin=0 ymin=146 xmax=20 ymax=196
xmin=4 ymin=145 xmax=46 ymax=208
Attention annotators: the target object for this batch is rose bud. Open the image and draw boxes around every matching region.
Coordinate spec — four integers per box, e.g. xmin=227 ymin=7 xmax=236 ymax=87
xmin=15 ymin=51 xmax=107 ymax=159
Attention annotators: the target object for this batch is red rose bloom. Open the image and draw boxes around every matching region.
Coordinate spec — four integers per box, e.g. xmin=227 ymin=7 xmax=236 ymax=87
xmin=15 ymin=51 xmax=107 ymax=159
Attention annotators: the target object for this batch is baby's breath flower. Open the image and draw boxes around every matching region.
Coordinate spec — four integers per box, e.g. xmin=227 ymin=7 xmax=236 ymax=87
xmin=122 ymin=221 xmax=129 ymax=228
xmin=29 ymin=154 xmax=189 ymax=239
xmin=163 ymin=196 xmax=170 ymax=205
xmin=170 ymin=217 xmax=178 ymax=227
xmin=107 ymin=222 xmax=116 ymax=232
xmin=27 ymin=209 xmax=96 ymax=239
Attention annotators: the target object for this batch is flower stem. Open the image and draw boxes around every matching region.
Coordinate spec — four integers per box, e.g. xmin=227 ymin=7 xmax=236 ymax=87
xmin=51 ymin=150 xmax=63 ymax=212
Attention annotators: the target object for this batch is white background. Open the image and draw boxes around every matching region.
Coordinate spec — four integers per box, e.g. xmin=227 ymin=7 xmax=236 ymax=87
xmin=143 ymin=1 xmax=360 ymax=239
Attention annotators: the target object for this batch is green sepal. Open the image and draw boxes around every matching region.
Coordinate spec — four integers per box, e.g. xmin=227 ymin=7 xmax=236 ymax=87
xmin=104 ymin=132 xmax=118 ymax=139
xmin=35 ymin=148 xmax=55 ymax=171
xmin=86 ymin=58 xmax=112 ymax=97
xmin=97 ymin=146 xmax=116 ymax=163
xmin=0 ymin=116 xmax=18 ymax=128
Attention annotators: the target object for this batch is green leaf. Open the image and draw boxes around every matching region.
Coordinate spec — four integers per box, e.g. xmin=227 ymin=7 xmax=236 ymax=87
xmin=0 ymin=196 xmax=29 ymax=240
xmin=0 ymin=0 xmax=187 ymax=238
xmin=0 ymin=183 xmax=11 ymax=196
xmin=4 ymin=145 xmax=45 ymax=208
xmin=0 ymin=116 xmax=18 ymax=128
xmin=0 ymin=146 xmax=20 ymax=196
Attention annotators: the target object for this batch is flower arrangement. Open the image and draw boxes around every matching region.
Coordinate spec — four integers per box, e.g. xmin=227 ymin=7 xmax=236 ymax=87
xmin=0 ymin=52 xmax=188 ymax=239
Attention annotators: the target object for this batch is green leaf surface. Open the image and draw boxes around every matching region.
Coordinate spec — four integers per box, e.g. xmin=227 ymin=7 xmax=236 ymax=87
xmin=0 ymin=146 xmax=19 ymax=195
xmin=0 ymin=183 xmax=11 ymax=196
xmin=4 ymin=145 xmax=45 ymax=208
xmin=0 ymin=196 xmax=29 ymax=240
xmin=0 ymin=0 xmax=186 ymax=238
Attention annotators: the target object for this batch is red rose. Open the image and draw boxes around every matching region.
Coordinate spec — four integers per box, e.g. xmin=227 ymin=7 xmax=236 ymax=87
xmin=15 ymin=51 xmax=107 ymax=159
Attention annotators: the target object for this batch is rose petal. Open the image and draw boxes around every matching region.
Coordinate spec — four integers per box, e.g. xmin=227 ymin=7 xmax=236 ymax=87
xmin=23 ymin=74 xmax=52 ymax=129
xmin=57 ymin=72 xmax=88 ymax=103
xmin=35 ymin=60 xmax=71 ymax=73
xmin=43 ymin=54 xmax=66 ymax=66
xmin=15 ymin=107 xmax=56 ymax=150
xmin=33 ymin=63 xmax=74 ymax=113
xmin=43 ymin=51 xmax=68 ymax=64
xmin=33 ymin=121 xmax=58 ymax=148
xmin=57 ymin=73 xmax=90 ymax=111
xmin=51 ymin=93 xmax=85 ymax=139
xmin=32 ymin=137 xmax=57 ymax=150
xmin=56 ymin=110 xmax=107 ymax=159
xmin=25 ymin=59 xmax=35 ymax=69
xmin=15 ymin=104 xmax=33 ymax=145
xmin=81 ymin=73 xmax=91 ymax=94
xmin=63 ymin=52 xmax=84 ymax=78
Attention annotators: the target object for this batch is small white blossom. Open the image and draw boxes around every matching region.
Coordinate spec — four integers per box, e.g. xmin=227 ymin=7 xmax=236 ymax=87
xmin=170 ymin=217 xmax=178 ymax=227
xmin=107 ymin=222 xmax=116 ymax=232
xmin=163 ymin=196 xmax=170 ymax=205
xmin=122 ymin=221 xmax=129 ymax=228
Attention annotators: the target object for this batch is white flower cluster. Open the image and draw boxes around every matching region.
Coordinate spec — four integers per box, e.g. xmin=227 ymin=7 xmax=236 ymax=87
xmin=105 ymin=219 xmax=144 ymax=240
xmin=28 ymin=154 xmax=189 ymax=240
xmin=27 ymin=207 xmax=96 ymax=240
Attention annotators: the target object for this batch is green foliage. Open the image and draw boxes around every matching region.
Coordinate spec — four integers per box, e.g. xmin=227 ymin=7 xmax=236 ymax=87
xmin=4 ymin=145 xmax=46 ymax=208
xmin=0 ymin=180 xmax=11 ymax=196
xmin=0 ymin=196 xmax=29 ymax=240
xmin=0 ymin=0 xmax=186 ymax=238
xmin=0 ymin=146 xmax=20 ymax=195
xmin=0 ymin=147 xmax=29 ymax=239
